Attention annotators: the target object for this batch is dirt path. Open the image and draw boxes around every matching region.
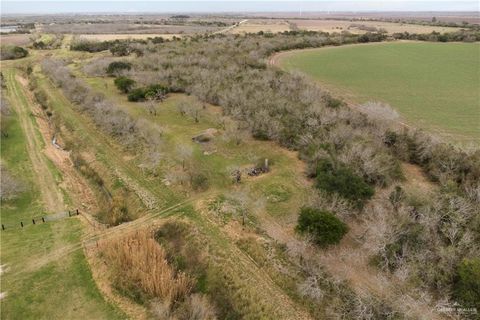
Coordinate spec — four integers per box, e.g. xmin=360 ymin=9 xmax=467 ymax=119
xmin=16 ymin=75 xmax=99 ymax=215
xmin=7 ymin=71 xmax=64 ymax=213
xmin=212 ymin=19 xmax=248 ymax=35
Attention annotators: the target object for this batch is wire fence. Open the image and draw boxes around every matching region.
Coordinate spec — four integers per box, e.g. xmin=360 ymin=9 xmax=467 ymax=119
xmin=1 ymin=209 xmax=80 ymax=231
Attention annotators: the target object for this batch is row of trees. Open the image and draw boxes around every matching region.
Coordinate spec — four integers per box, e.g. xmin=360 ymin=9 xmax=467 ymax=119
xmin=41 ymin=58 xmax=165 ymax=170
xmin=392 ymin=29 xmax=480 ymax=42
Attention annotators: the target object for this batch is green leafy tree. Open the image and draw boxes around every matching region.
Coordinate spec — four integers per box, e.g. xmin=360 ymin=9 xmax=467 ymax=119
xmin=296 ymin=207 xmax=348 ymax=247
xmin=114 ymin=76 xmax=135 ymax=93
xmin=315 ymin=159 xmax=374 ymax=208
xmin=453 ymin=258 xmax=480 ymax=309
xmin=106 ymin=61 xmax=132 ymax=76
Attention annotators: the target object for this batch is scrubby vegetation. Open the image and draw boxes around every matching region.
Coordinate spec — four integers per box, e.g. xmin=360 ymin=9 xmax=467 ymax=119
xmin=33 ymin=27 xmax=479 ymax=318
xmin=31 ymin=33 xmax=64 ymax=49
xmin=41 ymin=58 xmax=164 ymax=165
xmin=108 ymin=31 xmax=479 ymax=308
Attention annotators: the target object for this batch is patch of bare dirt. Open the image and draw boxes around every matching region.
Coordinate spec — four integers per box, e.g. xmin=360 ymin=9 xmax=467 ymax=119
xmin=401 ymin=162 xmax=436 ymax=193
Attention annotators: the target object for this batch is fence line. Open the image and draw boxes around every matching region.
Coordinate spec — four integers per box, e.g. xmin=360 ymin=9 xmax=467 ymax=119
xmin=1 ymin=209 xmax=80 ymax=231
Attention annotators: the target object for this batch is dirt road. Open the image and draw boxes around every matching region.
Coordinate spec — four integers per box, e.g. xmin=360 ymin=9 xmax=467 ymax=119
xmin=6 ymin=70 xmax=64 ymax=213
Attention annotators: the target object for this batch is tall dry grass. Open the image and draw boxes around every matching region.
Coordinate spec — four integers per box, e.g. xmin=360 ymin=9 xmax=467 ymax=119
xmin=99 ymin=230 xmax=194 ymax=304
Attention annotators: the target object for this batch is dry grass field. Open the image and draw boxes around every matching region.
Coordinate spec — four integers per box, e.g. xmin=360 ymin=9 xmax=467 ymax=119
xmin=293 ymin=19 xmax=464 ymax=34
xmin=0 ymin=34 xmax=31 ymax=46
xmin=38 ymin=23 xmax=220 ymax=35
xmin=229 ymin=20 xmax=290 ymax=34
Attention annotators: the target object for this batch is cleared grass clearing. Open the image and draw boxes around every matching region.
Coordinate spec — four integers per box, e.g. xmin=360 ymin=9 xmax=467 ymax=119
xmin=294 ymin=19 xmax=464 ymax=34
xmin=0 ymin=68 xmax=124 ymax=320
xmin=278 ymin=42 xmax=480 ymax=144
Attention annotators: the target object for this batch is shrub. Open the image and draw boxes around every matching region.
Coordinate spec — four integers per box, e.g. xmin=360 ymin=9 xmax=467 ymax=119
xmin=106 ymin=61 xmax=132 ymax=75
xmin=114 ymin=76 xmax=135 ymax=93
xmin=0 ymin=45 xmax=28 ymax=60
xmin=34 ymin=90 xmax=49 ymax=110
xmin=191 ymin=173 xmax=209 ymax=191
xmin=127 ymin=87 xmax=146 ymax=101
xmin=70 ymin=38 xmax=110 ymax=52
xmin=453 ymin=258 xmax=480 ymax=309
xmin=315 ymin=159 xmax=374 ymax=208
xmin=110 ymin=42 xmax=130 ymax=56
xmin=296 ymin=207 xmax=348 ymax=247
xmin=127 ymin=84 xmax=169 ymax=102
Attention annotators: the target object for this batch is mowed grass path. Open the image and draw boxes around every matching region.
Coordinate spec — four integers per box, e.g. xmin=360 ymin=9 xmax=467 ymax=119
xmin=278 ymin=42 xmax=480 ymax=143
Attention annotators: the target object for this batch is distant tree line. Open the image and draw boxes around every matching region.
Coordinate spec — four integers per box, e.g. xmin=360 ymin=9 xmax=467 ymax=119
xmin=392 ymin=29 xmax=480 ymax=42
xmin=70 ymin=36 xmax=170 ymax=54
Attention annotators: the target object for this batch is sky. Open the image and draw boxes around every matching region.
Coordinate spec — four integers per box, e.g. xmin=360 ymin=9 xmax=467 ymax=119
xmin=1 ymin=1 xmax=479 ymax=15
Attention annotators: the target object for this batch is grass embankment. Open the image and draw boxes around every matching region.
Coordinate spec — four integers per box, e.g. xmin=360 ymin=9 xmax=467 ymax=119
xmin=0 ymin=68 xmax=124 ymax=319
xmin=278 ymin=42 xmax=480 ymax=144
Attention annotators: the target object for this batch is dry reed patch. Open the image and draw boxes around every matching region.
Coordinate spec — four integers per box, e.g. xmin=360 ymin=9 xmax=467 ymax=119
xmin=98 ymin=230 xmax=194 ymax=305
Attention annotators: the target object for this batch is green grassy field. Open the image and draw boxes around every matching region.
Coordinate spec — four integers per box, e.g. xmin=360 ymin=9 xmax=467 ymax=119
xmin=0 ymin=68 xmax=124 ymax=320
xmin=278 ymin=42 xmax=480 ymax=143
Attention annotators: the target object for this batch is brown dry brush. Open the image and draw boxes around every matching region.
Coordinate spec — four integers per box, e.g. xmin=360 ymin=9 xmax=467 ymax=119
xmin=99 ymin=231 xmax=194 ymax=306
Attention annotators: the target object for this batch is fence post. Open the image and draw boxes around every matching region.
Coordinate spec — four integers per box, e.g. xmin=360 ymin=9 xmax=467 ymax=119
xmin=32 ymin=219 xmax=35 ymax=225
xmin=20 ymin=221 xmax=23 ymax=228
xmin=42 ymin=217 xmax=45 ymax=223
